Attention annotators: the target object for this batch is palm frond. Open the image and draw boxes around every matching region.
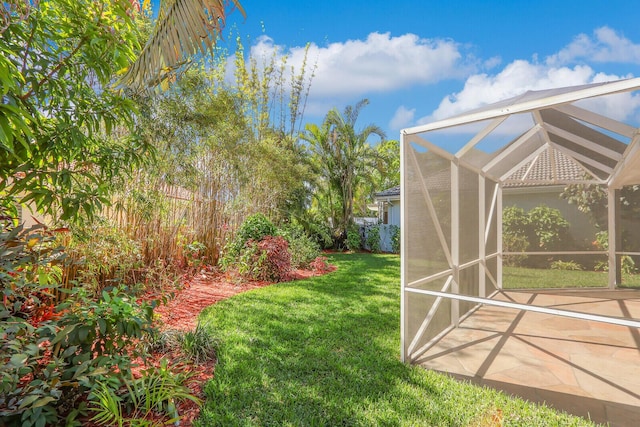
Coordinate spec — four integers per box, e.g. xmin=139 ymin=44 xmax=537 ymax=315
xmin=121 ymin=0 xmax=245 ymax=91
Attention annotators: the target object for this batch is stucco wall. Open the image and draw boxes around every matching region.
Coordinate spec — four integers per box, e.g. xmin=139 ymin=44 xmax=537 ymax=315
xmin=387 ymin=202 xmax=401 ymax=227
xmin=503 ymin=187 xmax=598 ymax=247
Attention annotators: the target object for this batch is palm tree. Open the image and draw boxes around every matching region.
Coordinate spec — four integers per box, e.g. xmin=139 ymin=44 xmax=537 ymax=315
xmin=121 ymin=0 xmax=245 ymax=91
xmin=302 ymin=121 xmax=339 ymax=227
xmin=305 ymin=99 xmax=385 ymax=244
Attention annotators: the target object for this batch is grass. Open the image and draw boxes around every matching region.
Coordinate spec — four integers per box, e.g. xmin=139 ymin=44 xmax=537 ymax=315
xmin=504 ymin=266 xmax=640 ymax=289
xmin=196 ymin=253 xmax=597 ymax=426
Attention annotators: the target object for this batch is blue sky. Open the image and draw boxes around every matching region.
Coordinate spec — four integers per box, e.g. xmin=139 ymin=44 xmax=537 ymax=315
xmin=166 ymin=0 xmax=640 ymax=140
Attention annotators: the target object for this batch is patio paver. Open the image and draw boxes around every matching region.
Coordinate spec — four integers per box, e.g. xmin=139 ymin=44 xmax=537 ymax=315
xmin=414 ymin=289 xmax=640 ymax=426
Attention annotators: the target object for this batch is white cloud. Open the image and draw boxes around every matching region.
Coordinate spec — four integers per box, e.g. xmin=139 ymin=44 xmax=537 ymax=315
xmin=547 ymin=27 xmax=640 ymax=66
xmin=309 ymin=32 xmax=466 ymax=97
xmin=389 ymin=106 xmax=415 ymax=131
xmin=416 ymin=27 xmax=640 ymax=129
xmin=230 ymin=27 xmax=640 ymax=135
xmin=238 ymin=32 xmax=468 ymax=100
xmin=483 ymin=56 xmax=502 ymax=70
xmin=421 ymin=61 xmax=599 ymax=123
xmin=576 ymin=72 xmax=640 ymax=122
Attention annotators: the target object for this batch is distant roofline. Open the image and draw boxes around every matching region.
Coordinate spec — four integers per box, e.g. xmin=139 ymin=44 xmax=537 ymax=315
xmin=374 ymin=185 xmax=400 ymax=199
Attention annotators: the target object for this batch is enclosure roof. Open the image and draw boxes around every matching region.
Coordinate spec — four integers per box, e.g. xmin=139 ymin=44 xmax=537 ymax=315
xmin=403 ymin=78 xmax=640 ymax=134
xmin=402 ymin=78 xmax=640 ymax=188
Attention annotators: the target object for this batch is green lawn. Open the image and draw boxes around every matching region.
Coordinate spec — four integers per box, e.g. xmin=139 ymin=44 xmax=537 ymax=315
xmin=196 ymin=253 xmax=596 ymax=426
xmin=504 ymin=266 xmax=640 ymax=289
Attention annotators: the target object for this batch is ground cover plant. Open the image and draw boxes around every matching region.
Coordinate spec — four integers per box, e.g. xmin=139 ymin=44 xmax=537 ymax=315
xmin=196 ymin=253 xmax=597 ymax=426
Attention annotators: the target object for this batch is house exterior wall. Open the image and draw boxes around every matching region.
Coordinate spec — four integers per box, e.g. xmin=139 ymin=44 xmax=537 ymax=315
xmin=387 ymin=202 xmax=401 ymax=227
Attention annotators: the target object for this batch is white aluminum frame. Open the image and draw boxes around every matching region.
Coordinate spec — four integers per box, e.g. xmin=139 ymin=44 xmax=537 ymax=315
xmin=401 ymin=78 xmax=640 ymax=363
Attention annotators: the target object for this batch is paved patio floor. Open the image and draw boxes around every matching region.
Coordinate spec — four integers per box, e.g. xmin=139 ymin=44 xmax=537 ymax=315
xmin=414 ymin=289 xmax=640 ymax=426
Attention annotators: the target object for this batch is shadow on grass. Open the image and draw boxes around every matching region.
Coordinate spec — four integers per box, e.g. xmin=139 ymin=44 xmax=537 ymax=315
xmin=195 ymin=253 xmax=596 ymax=426
xmin=197 ymin=254 xmax=410 ymax=425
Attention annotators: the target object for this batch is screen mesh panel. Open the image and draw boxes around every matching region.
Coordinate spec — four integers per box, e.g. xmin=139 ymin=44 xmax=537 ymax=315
xmin=401 ymin=80 xmax=640 ymax=362
xmin=405 ymin=145 xmax=452 ymax=284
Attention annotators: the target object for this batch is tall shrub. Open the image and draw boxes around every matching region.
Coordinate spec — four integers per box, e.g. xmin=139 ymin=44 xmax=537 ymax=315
xmin=278 ymin=224 xmax=320 ymax=269
xmin=527 ymin=205 xmax=571 ymax=251
xmin=502 ymin=206 xmax=530 ymax=266
xmin=222 ymin=213 xmax=276 ymax=263
xmin=366 ymin=225 xmax=382 ymax=253
xmin=390 ymin=225 xmax=400 ymax=254
xmin=251 ymin=236 xmax=291 ymax=282
xmin=0 ymin=0 xmax=149 ymax=222
xmin=503 ymin=205 xmax=573 ymax=268
xmin=346 ymin=224 xmax=362 ymax=251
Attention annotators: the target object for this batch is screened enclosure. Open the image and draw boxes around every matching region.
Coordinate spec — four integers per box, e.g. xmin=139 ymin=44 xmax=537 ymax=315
xmin=401 ymin=78 xmax=640 ymax=362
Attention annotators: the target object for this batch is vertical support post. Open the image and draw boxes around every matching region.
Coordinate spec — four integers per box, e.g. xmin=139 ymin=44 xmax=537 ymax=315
xmin=400 ymin=134 xmax=408 ymax=362
xmin=451 ymin=161 xmax=460 ymax=327
xmin=497 ymin=183 xmax=503 ymax=290
xmin=607 ymin=188 xmax=621 ymax=289
xmin=478 ymin=175 xmax=486 ymax=298
xmin=615 ymin=189 xmax=622 ymax=286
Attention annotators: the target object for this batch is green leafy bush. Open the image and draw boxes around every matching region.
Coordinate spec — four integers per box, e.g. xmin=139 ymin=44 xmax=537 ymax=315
xmin=64 ymin=218 xmax=142 ymax=295
xmin=346 ymin=225 xmax=362 ymax=252
xmin=0 ymin=224 xmax=65 ymax=318
xmin=503 ymin=205 xmax=573 ymax=267
xmin=593 ymin=230 xmax=636 ymax=274
xmin=593 ymin=229 xmax=608 ymax=251
xmin=222 ymin=213 xmax=277 ymax=267
xmin=366 ymin=225 xmax=381 ymax=253
xmin=234 ymin=242 xmax=266 ymax=279
xmin=502 ymin=206 xmax=530 ymax=267
xmin=234 ymin=213 xmax=276 ymax=247
xmin=390 ymin=225 xmax=400 ymax=254
xmin=278 ymin=224 xmax=320 ymax=269
xmin=303 ymin=216 xmax=333 ymax=249
xmin=0 ymin=224 xmax=158 ymax=427
xmin=527 ymin=205 xmax=571 ymax=251
xmin=183 ymin=240 xmax=207 ymax=269
xmin=0 ymin=287 xmax=157 ymax=426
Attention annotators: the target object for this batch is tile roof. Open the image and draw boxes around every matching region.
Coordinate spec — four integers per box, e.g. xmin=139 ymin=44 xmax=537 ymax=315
xmin=504 ymin=148 xmax=587 ymax=187
xmin=375 ymin=148 xmax=588 ymax=200
xmin=375 ymin=185 xmax=400 ymax=198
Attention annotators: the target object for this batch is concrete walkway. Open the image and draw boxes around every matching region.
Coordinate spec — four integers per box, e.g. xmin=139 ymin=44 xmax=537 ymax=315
xmin=415 ymin=290 xmax=640 ymax=426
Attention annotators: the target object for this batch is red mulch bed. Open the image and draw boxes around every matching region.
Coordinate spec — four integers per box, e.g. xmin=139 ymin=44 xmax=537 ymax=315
xmin=140 ymin=264 xmax=336 ymax=426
